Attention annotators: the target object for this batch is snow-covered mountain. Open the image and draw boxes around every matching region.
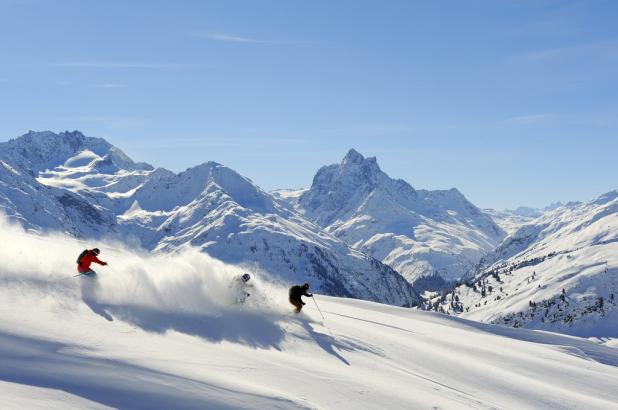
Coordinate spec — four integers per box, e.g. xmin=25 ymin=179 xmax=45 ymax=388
xmin=278 ymin=149 xmax=506 ymax=283
xmin=0 ymin=131 xmax=125 ymax=237
xmin=2 ymin=224 xmax=617 ymax=409
xmin=0 ymin=131 xmax=417 ymax=306
xmin=483 ymin=207 xmax=544 ymax=235
xmin=431 ymin=192 xmax=618 ymax=337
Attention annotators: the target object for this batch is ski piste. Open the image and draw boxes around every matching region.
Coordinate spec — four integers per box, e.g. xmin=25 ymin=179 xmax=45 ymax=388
xmin=0 ymin=181 xmax=617 ymax=408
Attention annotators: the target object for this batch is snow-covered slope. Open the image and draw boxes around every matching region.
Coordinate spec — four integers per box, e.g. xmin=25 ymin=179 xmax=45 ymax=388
xmin=2 ymin=224 xmax=618 ymax=410
xmin=271 ymin=188 xmax=307 ymax=209
xmin=287 ymin=149 xmax=505 ymax=283
xmin=0 ymin=131 xmax=416 ymax=306
xmin=0 ymin=130 xmax=152 ymax=174
xmin=0 ymin=158 xmax=115 ymax=238
xmin=123 ymin=161 xmax=416 ymax=305
xmin=433 ymin=192 xmax=618 ymax=337
xmin=0 ymin=130 xmax=152 ymax=237
xmin=483 ymin=207 xmax=543 ymax=236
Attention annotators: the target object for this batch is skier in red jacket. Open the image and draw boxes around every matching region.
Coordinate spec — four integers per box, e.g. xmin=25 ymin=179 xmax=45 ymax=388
xmin=76 ymin=248 xmax=107 ymax=276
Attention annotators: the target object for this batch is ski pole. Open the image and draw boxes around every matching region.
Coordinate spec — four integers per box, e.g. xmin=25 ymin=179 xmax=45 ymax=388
xmin=312 ymin=295 xmax=335 ymax=337
xmin=312 ymin=295 xmax=325 ymax=320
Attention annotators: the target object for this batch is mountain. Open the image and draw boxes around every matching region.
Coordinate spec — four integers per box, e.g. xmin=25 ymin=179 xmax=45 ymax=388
xmin=2 ymin=226 xmax=617 ymax=409
xmin=483 ymin=207 xmax=544 ymax=236
xmin=431 ymin=192 xmax=618 ymax=337
xmin=280 ymin=149 xmax=506 ymax=283
xmin=0 ymin=131 xmax=124 ymax=237
xmin=0 ymin=131 xmax=417 ymax=306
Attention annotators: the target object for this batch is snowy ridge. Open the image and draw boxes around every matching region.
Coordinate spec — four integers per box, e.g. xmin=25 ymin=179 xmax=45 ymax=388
xmin=289 ymin=149 xmax=506 ymax=282
xmin=0 ymin=131 xmax=417 ymax=306
xmin=483 ymin=207 xmax=544 ymax=235
xmin=0 ymin=130 xmax=151 ymax=174
xmin=0 ymin=151 xmax=116 ymax=237
xmin=1 ymin=222 xmax=617 ymax=409
xmin=431 ymin=192 xmax=618 ymax=337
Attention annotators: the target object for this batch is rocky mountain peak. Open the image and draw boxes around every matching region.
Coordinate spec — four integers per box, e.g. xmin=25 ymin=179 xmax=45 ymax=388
xmin=342 ymin=148 xmax=365 ymax=165
xmin=339 ymin=148 xmax=381 ymax=179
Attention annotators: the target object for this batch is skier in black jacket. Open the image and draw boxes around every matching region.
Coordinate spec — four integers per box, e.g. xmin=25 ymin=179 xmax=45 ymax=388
xmin=289 ymin=283 xmax=312 ymax=313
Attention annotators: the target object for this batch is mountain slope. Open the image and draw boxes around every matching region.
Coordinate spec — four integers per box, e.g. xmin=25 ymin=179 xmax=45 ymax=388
xmin=0 ymin=131 xmax=417 ymax=306
xmin=286 ymin=149 xmax=506 ymax=282
xmin=433 ymin=192 xmax=618 ymax=337
xmin=120 ymin=161 xmax=416 ymax=305
xmin=483 ymin=207 xmax=544 ymax=236
xmin=0 ymin=157 xmax=115 ymax=237
xmin=1 ymin=226 xmax=617 ymax=409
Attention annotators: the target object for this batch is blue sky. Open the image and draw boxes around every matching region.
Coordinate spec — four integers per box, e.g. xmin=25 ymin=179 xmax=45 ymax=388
xmin=1 ymin=0 xmax=617 ymax=209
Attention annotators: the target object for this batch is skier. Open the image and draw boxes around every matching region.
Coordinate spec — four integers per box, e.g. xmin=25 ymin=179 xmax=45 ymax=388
xmin=289 ymin=282 xmax=313 ymax=313
xmin=232 ymin=273 xmax=253 ymax=304
xmin=76 ymin=248 xmax=107 ymax=276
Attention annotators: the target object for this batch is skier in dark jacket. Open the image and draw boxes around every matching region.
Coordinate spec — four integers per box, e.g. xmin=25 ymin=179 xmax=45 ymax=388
xmin=289 ymin=282 xmax=313 ymax=313
xmin=76 ymin=248 xmax=107 ymax=276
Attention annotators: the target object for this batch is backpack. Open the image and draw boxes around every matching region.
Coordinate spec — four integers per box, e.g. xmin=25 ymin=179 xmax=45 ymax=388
xmin=76 ymin=249 xmax=89 ymax=265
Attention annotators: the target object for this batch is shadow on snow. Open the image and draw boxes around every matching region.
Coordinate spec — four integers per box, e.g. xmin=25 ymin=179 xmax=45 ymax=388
xmin=0 ymin=332 xmax=305 ymax=410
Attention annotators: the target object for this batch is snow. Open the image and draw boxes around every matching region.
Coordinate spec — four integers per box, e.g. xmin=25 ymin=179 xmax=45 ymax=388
xmin=0 ymin=159 xmax=22 ymax=176
xmin=1 ymin=222 xmax=618 ymax=409
xmin=0 ymin=380 xmax=111 ymax=410
xmin=0 ymin=132 xmax=416 ymax=306
xmin=292 ymin=149 xmax=506 ymax=282
xmin=434 ymin=192 xmax=618 ymax=338
xmin=63 ymin=149 xmax=103 ymax=168
xmin=3 ymin=129 xmax=618 ymax=384
xmin=483 ymin=207 xmax=543 ymax=236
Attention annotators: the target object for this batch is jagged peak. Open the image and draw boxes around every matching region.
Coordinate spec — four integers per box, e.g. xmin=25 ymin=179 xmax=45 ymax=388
xmin=58 ymin=129 xmax=87 ymax=139
xmin=17 ymin=130 xmax=89 ymax=145
xmin=7 ymin=130 xmax=108 ymax=152
xmin=341 ymin=148 xmax=379 ymax=168
xmin=342 ymin=148 xmax=365 ymax=165
xmin=591 ymin=190 xmax=618 ymax=206
xmin=307 ymin=149 xmax=411 ymax=199
xmin=2 ymin=130 xmax=157 ymax=173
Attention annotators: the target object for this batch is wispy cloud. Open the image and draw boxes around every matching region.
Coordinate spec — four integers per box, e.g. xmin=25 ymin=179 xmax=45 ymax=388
xmin=319 ymin=123 xmax=415 ymax=137
xmin=193 ymin=30 xmax=315 ymax=45
xmin=510 ymin=39 xmax=618 ymax=63
xmin=145 ymin=136 xmax=304 ymax=149
xmin=55 ymin=81 xmax=125 ymax=89
xmin=44 ymin=62 xmax=206 ymax=69
xmin=504 ymin=113 xmax=553 ymax=125
xmin=505 ymin=1 xmax=591 ymax=38
xmin=92 ymin=83 xmax=125 ymax=89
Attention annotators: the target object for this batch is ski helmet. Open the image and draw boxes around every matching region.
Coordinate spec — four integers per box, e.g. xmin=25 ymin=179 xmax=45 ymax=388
xmin=92 ymin=248 xmax=101 ymax=255
xmin=241 ymin=273 xmax=251 ymax=282
xmin=302 ymin=282 xmax=310 ymax=289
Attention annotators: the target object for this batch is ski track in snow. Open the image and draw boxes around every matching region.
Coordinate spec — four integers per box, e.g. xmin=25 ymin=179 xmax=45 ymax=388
xmin=1 ymin=225 xmax=618 ymax=409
